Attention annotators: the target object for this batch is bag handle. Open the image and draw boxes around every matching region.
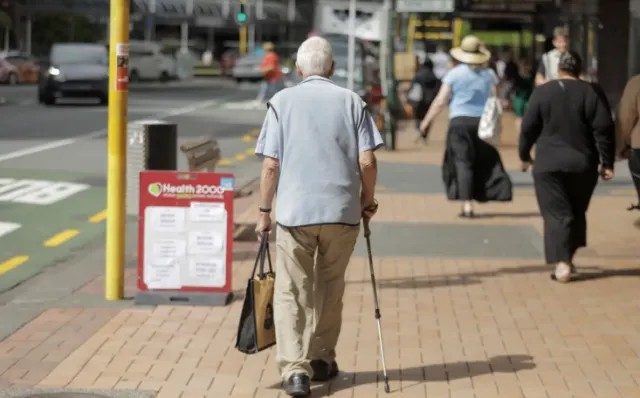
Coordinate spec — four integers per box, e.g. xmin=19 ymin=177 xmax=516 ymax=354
xmin=250 ymin=233 xmax=273 ymax=280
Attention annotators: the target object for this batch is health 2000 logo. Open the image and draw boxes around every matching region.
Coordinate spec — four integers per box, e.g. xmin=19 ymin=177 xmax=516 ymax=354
xmin=148 ymin=180 xmax=233 ymax=198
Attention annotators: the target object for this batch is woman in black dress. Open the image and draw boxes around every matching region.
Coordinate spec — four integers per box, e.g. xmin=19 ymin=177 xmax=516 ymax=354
xmin=519 ymin=51 xmax=616 ymax=283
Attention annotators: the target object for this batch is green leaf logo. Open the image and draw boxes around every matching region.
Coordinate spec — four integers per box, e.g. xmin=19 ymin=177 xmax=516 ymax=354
xmin=148 ymin=183 xmax=162 ymax=197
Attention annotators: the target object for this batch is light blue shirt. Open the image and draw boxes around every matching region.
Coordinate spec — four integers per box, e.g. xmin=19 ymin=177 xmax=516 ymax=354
xmin=255 ymin=76 xmax=384 ymax=227
xmin=443 ymin=64 xmax=495 ymax=119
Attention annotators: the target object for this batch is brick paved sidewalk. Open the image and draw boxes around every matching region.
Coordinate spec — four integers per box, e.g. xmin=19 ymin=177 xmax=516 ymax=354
xmin=0 ymin=113 xmax=639 ymax=398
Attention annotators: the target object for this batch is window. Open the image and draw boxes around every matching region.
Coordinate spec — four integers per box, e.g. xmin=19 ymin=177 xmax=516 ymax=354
xmin=51 ymin=45 xmax=108 ymax=65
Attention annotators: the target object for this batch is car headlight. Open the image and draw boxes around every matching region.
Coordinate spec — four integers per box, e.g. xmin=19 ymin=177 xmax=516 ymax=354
xmin=48 ymin=66 xmax=65 ymax=81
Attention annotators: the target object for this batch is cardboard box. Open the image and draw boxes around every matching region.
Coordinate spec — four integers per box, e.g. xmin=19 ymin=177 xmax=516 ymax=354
xmin=394 ymin=52 xmax=418 ymax=81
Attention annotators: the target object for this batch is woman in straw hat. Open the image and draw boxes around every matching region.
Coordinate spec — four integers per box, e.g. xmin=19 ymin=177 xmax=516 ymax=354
xmin=419 ymin=35 xmax=512 ymax=218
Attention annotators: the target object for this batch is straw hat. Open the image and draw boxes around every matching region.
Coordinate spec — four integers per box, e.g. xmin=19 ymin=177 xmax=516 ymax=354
xmin=449 ymin=35 xmax=491 ymax=65
xmin=263 ymin=42 xmax=275 ymax=51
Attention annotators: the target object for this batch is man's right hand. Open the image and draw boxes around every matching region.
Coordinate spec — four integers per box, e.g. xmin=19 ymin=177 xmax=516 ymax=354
xmin=361 ymin=198 xmax=378 ymax=219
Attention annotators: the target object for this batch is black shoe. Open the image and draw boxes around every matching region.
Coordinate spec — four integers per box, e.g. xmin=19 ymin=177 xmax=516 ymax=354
xmin=285 ymin=373 xmax=311 ymax=397
xmin=310 ymin=360 xmax=339 ymax=382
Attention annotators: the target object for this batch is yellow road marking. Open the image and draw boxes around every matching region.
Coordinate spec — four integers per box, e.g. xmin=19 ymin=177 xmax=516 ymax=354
xmin=0 ymin=256 xmax=29 ymax=275
xmin=235 ymin=153 xmax=247 ymax=161
xmin=89 ymin=209 xmax=107 ymax=223
xmin=44 ymin=229 xmax=79 ymax=247
xmin=219 ymin=159 xmax=233 ymax=166
xmin=245 ymin=148 xmax=255 ymax=155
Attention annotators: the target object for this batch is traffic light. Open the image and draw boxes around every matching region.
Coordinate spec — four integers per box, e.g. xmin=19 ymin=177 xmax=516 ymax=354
xmin=237 ymin=4 xmax=247 ymax=23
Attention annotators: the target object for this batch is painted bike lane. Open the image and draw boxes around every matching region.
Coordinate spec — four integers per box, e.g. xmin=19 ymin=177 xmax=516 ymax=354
xmin=0 ymin=168 xmax=106 ymax=293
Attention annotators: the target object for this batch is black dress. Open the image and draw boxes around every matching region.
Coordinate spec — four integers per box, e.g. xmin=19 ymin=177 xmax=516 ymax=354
xmin=442 ymin=117 xmax=513 ymax=203
xmin=519 ymin=79 xmax=615 ymax=264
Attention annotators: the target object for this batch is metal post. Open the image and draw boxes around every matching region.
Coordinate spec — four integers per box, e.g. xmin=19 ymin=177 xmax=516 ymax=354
xmin=181 ymin=0 xmax=193 ymax=51
xmin=106 ymin=0 xmax=130 ymax=301
xmin=145 ymin=0 xmax=156 ymax=42
xmin=3 ymin=25 xmax=9 ymax=51
xmin=347 ymin=0 xmax=357 ymax=91
xmin=26 ymin=17 xmax=32 ymax=55
xmin=248 ymin=23 xmax=255 ymax=54
xmin=287 ymin=0 xmax=295 ymax=51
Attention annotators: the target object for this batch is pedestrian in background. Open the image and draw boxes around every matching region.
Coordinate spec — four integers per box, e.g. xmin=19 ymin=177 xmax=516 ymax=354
xmin=254 ymin=36 xmax=383 ymax=397
xmin=419 ymin=35 xmax=512 ymax=218
xmin=408 ymin=58 xmax=441 ymax=143
xmin=616 ymin=73 xmax=640 ymax=210
xmin=519 ymin=51 xmax=615 ymax=283
xmin=430 ymin=44 xmax=452 ymax=80
xmin=535 ymin=26 xmax=570 ymax=86
xmin=257 ymin=42 xmax=284 ymax=105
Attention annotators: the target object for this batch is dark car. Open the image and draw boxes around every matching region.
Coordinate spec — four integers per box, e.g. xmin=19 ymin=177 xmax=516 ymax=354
xmin=38 ymin=43 xmax=109 ymax=105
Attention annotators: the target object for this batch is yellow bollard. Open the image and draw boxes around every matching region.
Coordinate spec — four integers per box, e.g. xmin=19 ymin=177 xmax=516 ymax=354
xmin=105 ymin=0 xmax=130 ymax=301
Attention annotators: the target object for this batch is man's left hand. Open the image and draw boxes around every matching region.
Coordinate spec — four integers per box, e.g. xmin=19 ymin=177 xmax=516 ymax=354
xmin=255 ymin=213 xmax=272 ymax=241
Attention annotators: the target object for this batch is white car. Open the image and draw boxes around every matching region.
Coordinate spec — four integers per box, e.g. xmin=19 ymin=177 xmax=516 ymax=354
xmin=128 ymin=41 xmax=176 ymax=82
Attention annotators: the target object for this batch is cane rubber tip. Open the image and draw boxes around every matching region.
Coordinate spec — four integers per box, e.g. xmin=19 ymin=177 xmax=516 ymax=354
xmin=384 ymin=384 xmax=390 ymax=393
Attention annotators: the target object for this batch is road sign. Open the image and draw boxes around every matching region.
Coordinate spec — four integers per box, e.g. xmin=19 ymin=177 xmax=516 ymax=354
xmin=396 ymin=0 xmax=454 ymax=12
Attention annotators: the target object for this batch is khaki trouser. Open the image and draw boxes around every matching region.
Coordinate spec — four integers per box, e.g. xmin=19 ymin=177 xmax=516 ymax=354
xmin=274 ymin=223 xmax=360 ymax=380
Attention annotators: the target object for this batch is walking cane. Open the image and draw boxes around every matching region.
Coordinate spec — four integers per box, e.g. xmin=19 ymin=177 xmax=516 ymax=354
xmin=363 ymin=216 xmax=391 ymax=393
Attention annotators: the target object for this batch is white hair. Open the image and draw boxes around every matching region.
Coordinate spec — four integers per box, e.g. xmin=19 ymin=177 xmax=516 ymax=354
xmin=296 ymin=37 xmax=334 ymax=77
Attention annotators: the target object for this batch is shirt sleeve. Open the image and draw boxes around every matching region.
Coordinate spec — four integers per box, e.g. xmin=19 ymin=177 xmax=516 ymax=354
xmin=616 ymin=77 xmax=640 ymax=152
xmin=518 ymin=88 xmax=543 ymax=162
xmin=254 ymin=105 xmax=280 ymax=159
xmin=588 ymin=85 xmax=616 ymax=169
xmin=442 ymin=68 xmax=454 ymax=86
xmin=357 ymin=106 xmax=385 ymax=152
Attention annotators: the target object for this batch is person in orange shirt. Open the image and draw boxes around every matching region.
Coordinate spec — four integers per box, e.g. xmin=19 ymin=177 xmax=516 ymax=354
xmin=259 ymin=42 xmax=285 ymax=104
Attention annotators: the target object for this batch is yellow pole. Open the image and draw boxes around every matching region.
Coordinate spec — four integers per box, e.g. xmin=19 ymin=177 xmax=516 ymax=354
xmin=239 ymin=25 xmax=247 ymax=56
xmin=105 ymin=0 xmax=129 ymax=301
xmin=453 ymin=18 xmax=463 ymax=47
xmin=406 ymin=14 xmax=416 ymax=53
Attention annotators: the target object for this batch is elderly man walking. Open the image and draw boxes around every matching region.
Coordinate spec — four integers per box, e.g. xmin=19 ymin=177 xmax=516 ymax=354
xmin=254 ymin=36 xmax=383 ymax=397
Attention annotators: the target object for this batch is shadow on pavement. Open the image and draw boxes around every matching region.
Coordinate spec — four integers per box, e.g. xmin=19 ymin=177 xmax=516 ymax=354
xmin=269 ymin=355 xmax=536 ymax=395
xmin=471 ymin=211 xmax=540 ymax=219
xmin=572 ymin=267 xmax=640 ymax=282
xmin=348 ymin=264 xmax=606 ymax=290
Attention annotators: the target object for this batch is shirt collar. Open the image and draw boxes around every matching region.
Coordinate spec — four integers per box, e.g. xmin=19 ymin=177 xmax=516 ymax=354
xmin=300 ymin=75 xmax=338 ymax=86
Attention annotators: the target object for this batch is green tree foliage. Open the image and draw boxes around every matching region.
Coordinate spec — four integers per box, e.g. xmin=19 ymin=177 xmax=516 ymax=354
xmin=32 ymin=12 xmax=102 ymax=55
xmin=0 ymin=10 xmax=10 ymax=28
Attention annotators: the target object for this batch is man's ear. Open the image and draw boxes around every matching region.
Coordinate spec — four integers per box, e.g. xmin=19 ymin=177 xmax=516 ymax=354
xmin=296 ymin=63 xmax=303 ymax=77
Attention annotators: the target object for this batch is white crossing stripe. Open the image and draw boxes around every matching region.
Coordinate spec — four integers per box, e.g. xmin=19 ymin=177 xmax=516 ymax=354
xmin=221 ymin=100 xmax=265 ymax=110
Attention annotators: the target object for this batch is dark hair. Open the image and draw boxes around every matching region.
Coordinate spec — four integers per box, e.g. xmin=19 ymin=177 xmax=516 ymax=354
xmin=558 ymin=51 xmax=582 ymax=77
xmin=422 ymin=58 xmax=434 ymax=69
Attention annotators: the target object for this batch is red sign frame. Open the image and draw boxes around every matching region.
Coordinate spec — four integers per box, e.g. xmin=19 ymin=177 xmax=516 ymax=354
xmin=138 ymin=171 xmax=234 ymax=294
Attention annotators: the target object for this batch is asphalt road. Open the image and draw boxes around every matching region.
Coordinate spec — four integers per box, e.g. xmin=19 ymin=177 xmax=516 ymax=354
xmin=0 ymin=80 xmax=270 ymax=293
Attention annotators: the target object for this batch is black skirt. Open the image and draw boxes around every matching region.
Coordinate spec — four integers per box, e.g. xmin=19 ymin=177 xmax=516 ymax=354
xmin=442 ymin=116 xmax=513 ymax=202
xmin=533 ymin=170 xmax=598 ymax=264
